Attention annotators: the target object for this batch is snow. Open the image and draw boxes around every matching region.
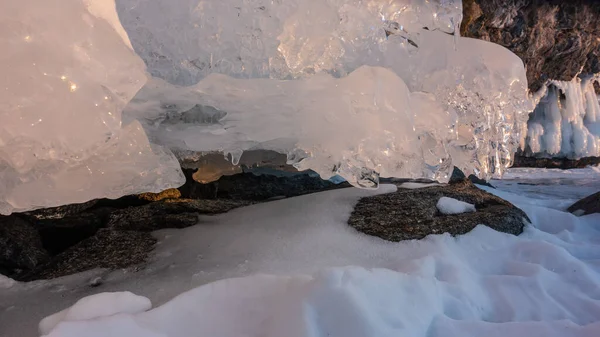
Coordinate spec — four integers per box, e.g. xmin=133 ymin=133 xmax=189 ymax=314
xmin=436 ymin=197 xmax=476 ymax=215
xmin=1 ymin=168 xmax=599 ymax=337
xmin=525 ymin=75 xmax=600 ymax=158
xmin=39 ymin=292 xmax=151 ymax=335
xmin=0 ymin=274 xmax=16 ymax=289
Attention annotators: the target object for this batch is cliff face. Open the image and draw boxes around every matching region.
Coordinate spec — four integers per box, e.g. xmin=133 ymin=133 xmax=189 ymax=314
xmin=461 ymin=0 xmax=600 ymax=93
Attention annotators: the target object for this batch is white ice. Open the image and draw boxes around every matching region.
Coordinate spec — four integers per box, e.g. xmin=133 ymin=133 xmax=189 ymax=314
xmin=122 ymin=0 xmax=530 ymax=184
xmin=525 ymin=75 xmax=600 ymax=158
xmin=2 ymin=0 xmax=533 ymax=213
xmin=0 ymin=0 xmax=185 ymax=215
xmin=436 ymin=197 xmax=476 ymax=215
xmin=39 ymin=292 xmax=152 ymax=335
xmin=1 ymin=168 xmax=599 ymax=337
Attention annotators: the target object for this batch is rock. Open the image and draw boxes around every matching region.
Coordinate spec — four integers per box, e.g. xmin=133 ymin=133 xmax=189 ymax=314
xmin=22 ymin=200 xmax=99 ymax=220
xmin=348 ymin=180 xmax=529 ymax=241
xmin=449 ymin=167 xmax=495 ymax=188
xmin=178 ymin=150 xmax=309 ymax=184
xmin=449 ymin=167 xmax=466 ymax=183
xmin=20 ymin=229 xmax=155 ymax=281
xmin=138 ymin=188 xmax=182 ymax=202
xmin=179 ymin=169 xmax=351 ymax=201
xmin=27 ymin=208 xmax=113 ymax=256
xmin=512 ymin=154 xmax=600 ymax=169
xmin=567 ymin=191 xmax=600 ymax=216
xmin=0 ymin=216 xmax=49 ymax=277
xmin=467 ymin=174 xmax=495 ymax=189
xmin=461 ymin=0 xmax=600 ymax=93
xmin=106 ymin=199 xmax=251 ymax=231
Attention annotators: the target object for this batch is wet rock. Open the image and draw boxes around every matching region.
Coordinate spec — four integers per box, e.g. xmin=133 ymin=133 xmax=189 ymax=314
xmin=20 ymin=229 xmax=155 ymax=281
xmin=461 ymin=0 xmax=600 ymax=93
xmin=179 ymin=169 xmax=350 ymax=201
xmin=567 ymin=191 xmax=600 ymax=216
xmin=449 ymin=167 xmax=495 ymax=188
xmin=449 ymin=167 xmax=467 ymax=183
xmin=348 ymin=180 xmax=529 ymax=241
xmin=106 ymin=199 xmax=251 ymax=231
xmin=512 ymin=155 xmax=600 ymax=169
xmin=138 ymin=188 xmax=182 ymax=202
xmin=466 ymin=174 xmax=495 ymax=188
xmin=0 ymin=216 xmax=48 ymax=277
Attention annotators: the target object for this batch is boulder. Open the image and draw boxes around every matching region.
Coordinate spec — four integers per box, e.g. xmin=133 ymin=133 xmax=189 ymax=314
xmin=348 ymin=180 xmax=529 ymax=241
xmin=29 ymin=209 xmax=112 ymax=255
xmin=568 ymin=191 xmax=600 ymax=216
xmin=0 ymin=216 xmax=48 ymax=277
xmin=20 ymin=229 xmax=156 ymax=281
xmin=106 ymin=199 xmax=251 ymax=231
xmin=449 ymin=167 xmax=495 ymax=188
xmin=179 ymin=169 xmax=350 ymax=201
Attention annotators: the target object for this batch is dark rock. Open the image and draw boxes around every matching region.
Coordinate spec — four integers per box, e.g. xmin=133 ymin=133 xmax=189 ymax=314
xmin=23 ymin=199 xmax=99 ymax=220
xmin=567 ymin=191 xmax=600 ymax=216
xmin=348 ymin=180 xmax=529 ymax=241
xmin=28 ymin=208 xmax=114 ymax=256
xmin=512 ymin=155 xmax=600 ymax=169
xmin=106 ymin=199 xmax=251 ymax=231
xmin=20 ymin=229 xmax=155 ymax=281
xmin=467 ymin=174 xmax=495 ymax=189
xmin=449 ymin=167 xmax=495 ymax=188
xmin=449 ymin=167 xmax=466 ymax=183
xmin=179 ymin=169 xmax=351 ymax=201
xmin=0 ymin=216 xmax=49 ymax=277
xmin=461 ymin=0 xmax=600 ymax=93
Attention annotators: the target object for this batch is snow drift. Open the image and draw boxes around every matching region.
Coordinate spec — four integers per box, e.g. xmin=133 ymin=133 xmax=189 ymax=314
xmin=0 ymin=169 xmax=599 ymax=336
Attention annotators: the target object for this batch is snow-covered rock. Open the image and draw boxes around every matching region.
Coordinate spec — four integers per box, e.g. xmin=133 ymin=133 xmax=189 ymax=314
xmin=39 ymin=292 xmax=151 ymax=335
xmin=568 ymin=191 xmax=600 ymax=216
xmin=0 ymin=274 xmax=16 ymax=289
xmin=436 ymin=197 xmax=476 ymax=215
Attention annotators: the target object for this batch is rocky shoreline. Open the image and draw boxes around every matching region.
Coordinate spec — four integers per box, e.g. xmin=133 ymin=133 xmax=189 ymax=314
xmin=512 ymin=155 xmax=600 ymax=169
xmin=0 ymin=170 xmax=348 ymax=282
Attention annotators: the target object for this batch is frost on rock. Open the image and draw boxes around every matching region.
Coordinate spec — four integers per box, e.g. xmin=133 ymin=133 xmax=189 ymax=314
xmin=0 ymin=0 xmax=185 ymax=215
xmin=121 ymin=0 xmax=530 ymax=187
xmin=524 ymin=75 xmax=600 ymax=159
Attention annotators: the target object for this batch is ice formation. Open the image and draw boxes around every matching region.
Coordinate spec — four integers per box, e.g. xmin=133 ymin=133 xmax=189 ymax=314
xmin=524 ymin=75 xmax=600 ymax=158
xmin=1 ymin=0 xmax=531 ymax=213
xmin=0 ymin=0 xmax=185 ymax=214
xmin=122 ymin=0 xmax=530 ymax=186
